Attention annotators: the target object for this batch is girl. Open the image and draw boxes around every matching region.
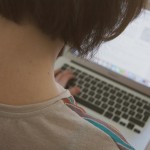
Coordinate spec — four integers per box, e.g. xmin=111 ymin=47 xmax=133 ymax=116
xmin=0 ymin=1 xmax=146 ymax=150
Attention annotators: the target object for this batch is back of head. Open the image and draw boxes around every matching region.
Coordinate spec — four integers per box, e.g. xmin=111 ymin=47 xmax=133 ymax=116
xmin=0 ymin=0 xmax=146 ymax=56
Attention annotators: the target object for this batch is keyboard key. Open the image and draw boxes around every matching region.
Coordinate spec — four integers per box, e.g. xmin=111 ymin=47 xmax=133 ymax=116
xmin=102 ymin=81 xmax=107 ymax=85
xmin=82 ymin=94 xmax=88 ymax=99
xmin=95 ymin=94 xmax=101 ymax=99
xmin=70 ymin=66 xmax=75 ymax=70
xmin=108 ymin=101 xmax=115 ymax=106
xmin=108 ymin=107 xmax=115 ymax=112
xmin=101 ymin=103 xmax=108 ymax=109
xmin=113 ymin=116 xmax=120 ymax=122
xmin=116 ymin=92 xmax=123 ymax=97
xmin=110 ymin=95 xmax=116 ymax=100
xmin=122 ymin=113 xmax=128 ymax=119
xmin=137 ymin=101 xmax=143 ymax=107
xmin=143 ymin=111 xmax=150 ymax=122
xmin=129 ymin=117 xmax=145 ymax=127
xmin=75 ymin=96 xmax=104 ymax=114
xmin=122 ymin=107 xmax=128 ymax=112
xmin=135 ymin=113 xmax=142 ymax=120
xmin=115 ymin=104 xmax=121 ymax=109
xmin=78 ymin=74 xmax=84 ymax=79
xmin=143 ymin=105 xmax=150 ymax=112
xmin=85 ymin=77 xmax=91 ymax=82
xmin=120 ymin=122 xmax=126 ymax=126
xmin=96 ymin=108 xmax=105 ymax=114
xmin=103 ymin=92 xmax=110 ymax=97
xmin=91 ymin=80 xmax=96 ymax=84
xmin=68 ymin=82 xmax=76 ymax=88
xmin=120 ymin=90 xmax=127 ymax=95
xmin=97 ymin=83 xmax=103 ymax=88
xmin=84 ymin=83 xmax=90 ymax=87
xmin=88 ymin=75 xmax=94 ymax=80
xmin=116 ymin=98 xmax=122 ymax=103
xmin=97 ymin=89 xmax=103 ymax=93
xmin=103 ymin=86 xmax=110 ymax=91
xmin=95 ymin=101 xmax=101 ymax=106
xmin=110 ymin=89 xmax=116 ymax=94
xmin=129 ymin=110 xmax=135 ymax=116
xmin=108 ymin=84 xmax=113 ymax=88
xmin=61 ymin=66 xmax=67 ymax=70
xmin=79 ymin=80 xmax=84 ymax=85
xmin=123 ymin=102 xmax=129 ymax=107
xmin=115 ymin=110 xmax=121 ymax=116
xmin=83 ymin=88 xmax=88 ymax=93
xmin=127 ymin=123 xmax=134 ymax=130
xmin=88 ymin=97 xmax=94 ymax=102
xmin=144 ymin=111 xmax=150 ymax=116
xmin=143 ymin=114 xmax=149 ymax=122
xmin=101 ymin=97 xmax=108 ymax=102
xmin=104 ymin=112 xmax=113 ymax=119
xmin=89 ymin=91 xmax=95 ymax=96
xmin=135 ymin=97 xmax=141 ymax=101
xmin=91 ymin=86 xmax=96 ymax=91
xmin=130 ymin=98 xmax=136 ymax=103
xmin=134 ymin=129 xmax=141 ymax=134
xmin=123 ymin=95 xmax=129 ymax=100
xmin=95 ymin=78 xmax=100 ymax=82
xmin=62 ymin=64 xmax=68 ymax=69
xmin=74 ymin=71 xmax=79 ymax=76
xmin=130 ymin=105 xmax=136 ymax=109
xmin=82 ymin=72 xmax=87 ymax=76
xmin=114 ymin=87 xmax=120 ymax=91
xmin=142 ymin=100 xmax=148 ymax=104
xmin=137 ymin=108 xmax=143 ymax=114
xmin=128 ymin=93 xmax=134 ymax=98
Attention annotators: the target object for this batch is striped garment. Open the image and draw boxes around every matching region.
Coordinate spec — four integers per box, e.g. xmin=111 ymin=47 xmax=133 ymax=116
xmin=63 ymin=96 xmax=135 ymax=150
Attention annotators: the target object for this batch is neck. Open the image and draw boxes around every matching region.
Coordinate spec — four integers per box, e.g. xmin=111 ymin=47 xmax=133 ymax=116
xmin=0 ymin=17 xmax=64 ymax=105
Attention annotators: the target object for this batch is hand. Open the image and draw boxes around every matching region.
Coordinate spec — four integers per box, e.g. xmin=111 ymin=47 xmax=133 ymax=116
xmin=55 ymin=69 xmax=80 ymax=96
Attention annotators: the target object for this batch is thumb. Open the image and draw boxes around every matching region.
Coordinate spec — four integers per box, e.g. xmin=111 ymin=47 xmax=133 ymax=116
xmin=69 ymin=87 xmax=80 ymax=96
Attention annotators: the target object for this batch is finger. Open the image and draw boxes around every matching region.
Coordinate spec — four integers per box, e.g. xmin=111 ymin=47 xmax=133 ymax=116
xmin=55 ymin=70 xmax=73 ymax=81
xmin=58 ymin=73 xmax=75 ymax=87
xmin=69 ymin=87 xmax=80 ymax=96
xmin=54 ymin=69 xmax=62 ymax=76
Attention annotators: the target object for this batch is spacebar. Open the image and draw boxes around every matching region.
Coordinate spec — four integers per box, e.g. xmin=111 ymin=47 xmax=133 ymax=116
xmin=129 ymin=117 xmax=145 ymax=127
xmin=74 ymin=96 xmax=104 ymax=114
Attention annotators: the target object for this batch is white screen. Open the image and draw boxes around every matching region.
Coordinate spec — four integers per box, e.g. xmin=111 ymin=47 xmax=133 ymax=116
xmin=89 ymin=10 xmax=150 ymax=87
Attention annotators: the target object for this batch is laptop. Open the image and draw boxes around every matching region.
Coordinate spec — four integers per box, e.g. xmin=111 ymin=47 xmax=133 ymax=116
xmin=55 ymin=10 xmax=150 ymax=150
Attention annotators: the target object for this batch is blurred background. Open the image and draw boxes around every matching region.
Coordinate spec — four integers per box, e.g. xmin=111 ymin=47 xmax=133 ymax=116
xmin=146 ymin=0 xmax=150 ymax=9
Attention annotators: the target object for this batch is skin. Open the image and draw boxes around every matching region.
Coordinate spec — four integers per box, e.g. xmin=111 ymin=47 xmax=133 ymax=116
xmin=0 ymin=16 xmax=80 ymax=105
xmin=54 ymin=69 xmax=80 ymax=96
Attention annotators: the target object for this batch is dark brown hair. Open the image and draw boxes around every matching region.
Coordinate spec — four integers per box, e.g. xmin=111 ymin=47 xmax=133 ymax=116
xmin=0 ymin=0 xmax=146 ymax=56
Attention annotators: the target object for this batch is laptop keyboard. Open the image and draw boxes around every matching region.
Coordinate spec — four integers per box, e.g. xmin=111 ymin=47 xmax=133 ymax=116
xmin=61 ymin=64 xmax=150 ymax=134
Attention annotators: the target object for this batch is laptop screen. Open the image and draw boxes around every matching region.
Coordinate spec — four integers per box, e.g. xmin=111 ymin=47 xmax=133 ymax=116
xmin=74 ymin=10 xmax=150 ymax=88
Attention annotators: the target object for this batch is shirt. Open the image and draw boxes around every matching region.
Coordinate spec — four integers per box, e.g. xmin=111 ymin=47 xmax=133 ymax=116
xmin=0 ymin=89 xmax=135 ymax=150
